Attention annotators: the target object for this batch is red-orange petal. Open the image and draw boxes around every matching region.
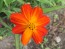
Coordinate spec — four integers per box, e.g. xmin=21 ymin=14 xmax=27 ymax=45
xmin=21 ymin=3 xmax=32 ymax=20
xmin=36 ymin=27 xmax=48 ymax=37
xmin=29 ymin=6 xmax=43 ymax=23
xmin=12 ymin=25 xmax=26 ymax=34
xmin=10 ymin=13 xmax=28 ymax=25
xmin=37 ymin=15 xmax=50 ymax=27
xmin=21 ymin=28 xmax=33 ymax=45
xmin=32 ymin=30 xmax=43 ymax=44
xmin=31 ymin=6 xmax=43 ymax=18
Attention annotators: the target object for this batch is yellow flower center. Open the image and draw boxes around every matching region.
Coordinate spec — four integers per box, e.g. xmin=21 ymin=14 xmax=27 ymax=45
xmin=28 ymin=23 xmax=35 ymax=30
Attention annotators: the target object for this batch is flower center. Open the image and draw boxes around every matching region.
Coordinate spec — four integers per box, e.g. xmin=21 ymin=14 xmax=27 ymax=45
xmin=28 ymin=23 xmax=35 ymax=30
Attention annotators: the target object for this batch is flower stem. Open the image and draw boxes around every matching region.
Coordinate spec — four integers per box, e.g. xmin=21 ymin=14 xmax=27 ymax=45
xmin=15 ymin=34 xmax=20 ymax=49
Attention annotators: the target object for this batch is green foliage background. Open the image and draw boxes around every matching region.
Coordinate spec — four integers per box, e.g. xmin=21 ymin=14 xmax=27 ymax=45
xmin=0 ymin=0 xmax=65 ymax=40
xmin=0 ymin=0 xmax=65 ymax=49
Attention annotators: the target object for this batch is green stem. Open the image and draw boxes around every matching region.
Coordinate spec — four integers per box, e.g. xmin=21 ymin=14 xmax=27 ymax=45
xmin=15 ymin=34 xmax=20 ymax=49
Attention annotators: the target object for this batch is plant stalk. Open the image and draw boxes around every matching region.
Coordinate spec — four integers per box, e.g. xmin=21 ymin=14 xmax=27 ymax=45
xmin=15 ymin=34 xmax=20 ymax=49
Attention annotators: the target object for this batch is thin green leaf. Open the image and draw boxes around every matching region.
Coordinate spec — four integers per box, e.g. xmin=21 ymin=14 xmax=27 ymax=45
xmin=44 ymin=6 xmax=65 ymax=13
xmin=37 ymin=0 xmax=56 ymax=7
xmin=0 ymin=28 xmax=7 ymax=36
xmin=3 ymin=0 xmax=15 ymax=7
xmin=17 ymin=0 xmax=24 ymax=4
xmin=12 ymin=8 xmax=20 ymax=12
xmin=0 ymin=17 xmax=12 ymax=30
xmin=2 ymin=8 xmax=12 ymax=18
xmin=0 ymin=0 xmax=3 ymax=12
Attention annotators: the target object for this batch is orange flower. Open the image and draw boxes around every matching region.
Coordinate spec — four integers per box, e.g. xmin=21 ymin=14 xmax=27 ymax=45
xmin=10 ymin=3 xmax=50 ymax=45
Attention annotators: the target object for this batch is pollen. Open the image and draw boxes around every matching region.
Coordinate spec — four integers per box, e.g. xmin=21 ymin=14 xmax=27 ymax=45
xmin=28 ymin=23 xmax=35 ymax=30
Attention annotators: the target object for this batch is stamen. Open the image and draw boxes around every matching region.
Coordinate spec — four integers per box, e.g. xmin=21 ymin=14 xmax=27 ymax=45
xmin=28 ymin=23 xmax=35 ymax=30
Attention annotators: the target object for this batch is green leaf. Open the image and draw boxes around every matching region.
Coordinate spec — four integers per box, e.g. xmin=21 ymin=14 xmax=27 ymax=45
xmin=44 ymin=6 xmax=65 ymax=13
xmin=0 ymin=28 xmax=7 ymax=36
xmin=3 ymin=0 xmax=15 ymax=7
xmin=0 ymin=0 xmax=3 ymax=12
xmin=44 ymin=37 xmax=48 ymax=43
xmin=40 ymin=44 xmax=44 ymax=49
xmin=0 ymin=17 xmax=12 ymax=30
xmin=37 ymin=0 xmax=56 ymax=7
xmin=4 ymin=10 xmax=12 ymax=18
xmin=12 ymin=8 xmax=20 ymax=12
xmin=2 ymin=8 xmax=12 ymax=18
xmin=37 ymin=0 xmax=48 ymax=3
xmin=6 ymin=30 xmax=13 ymax=36
xmin=17 ymin=0 xmax=24 ymax=4
xmin=56 ymin=0 xmax=62 ymax=3
xmin=0 ymin=28 xmax=12 ymax=37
